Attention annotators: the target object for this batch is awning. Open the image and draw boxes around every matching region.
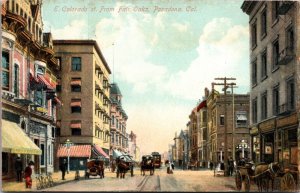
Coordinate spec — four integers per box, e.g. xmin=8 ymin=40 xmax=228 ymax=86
xmin=53 ymin=97 xmax=62 ymax=106
xmin=57 ymin=144 xmax=91 ymax=158
xmin=113 ymin=149 xmax=123 ymax=159
xmin=71 ymin=80 xmax=81 ymax=86
xmin=70 ymin=122 xmax=81 ymax=129
xmin=237 ymin=114 xmax=247 ymax=121
xmin=70 ymin=101 xmax=81 ymax=107
xmin=93 ymin=145 xmax=109 ymax=158
xmin=37 ymin=75 xmax=54 ymax=90
xmin=2 ymin=119 xmax=42 ymax=155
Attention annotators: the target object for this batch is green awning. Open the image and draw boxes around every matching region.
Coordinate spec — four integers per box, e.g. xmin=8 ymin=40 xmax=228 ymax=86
xmin=2 ymin=119 xmax=42 ymax=155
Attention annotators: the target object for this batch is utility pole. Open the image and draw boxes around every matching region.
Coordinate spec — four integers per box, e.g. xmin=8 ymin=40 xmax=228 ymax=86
xmin=213 ymin=77 xmax=236 ymax=177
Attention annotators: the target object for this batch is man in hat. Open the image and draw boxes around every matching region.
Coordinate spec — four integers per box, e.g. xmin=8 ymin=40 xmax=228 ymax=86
xmin=15 ymin=156 xmax=23 ymax=182
xmin=59 ymin=159 xmax=68 ymax=180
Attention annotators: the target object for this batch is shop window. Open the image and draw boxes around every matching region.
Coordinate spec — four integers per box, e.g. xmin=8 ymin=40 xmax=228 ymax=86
xmin=41 ymin=144 xmax=45 ymax=166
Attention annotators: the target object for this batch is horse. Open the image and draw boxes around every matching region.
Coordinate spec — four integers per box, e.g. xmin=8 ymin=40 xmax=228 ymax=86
xmin=140 ymin=155 xmax=155 ymax=176
xmin=116 ymin=156 xmax=129 ymax=179
xmin=253 ymin=162 xmax=281 ymax=192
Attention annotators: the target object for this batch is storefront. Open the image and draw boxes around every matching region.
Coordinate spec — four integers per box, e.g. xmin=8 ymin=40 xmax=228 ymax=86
xmin=276 ymin=113 xmax=298 ymax=170
xmin=259 ymin=118 xmax=276 ymax=164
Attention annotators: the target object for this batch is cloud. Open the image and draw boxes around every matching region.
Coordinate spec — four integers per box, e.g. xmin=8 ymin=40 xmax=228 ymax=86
xmin=50 ymin=19 xmax=88 ymax=39
xmin=162 ymin=18 xmax=250 ymax=100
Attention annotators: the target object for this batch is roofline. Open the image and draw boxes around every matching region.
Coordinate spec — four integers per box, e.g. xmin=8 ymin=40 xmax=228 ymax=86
xmin=241 ymin=1 xmax=257 ymax=15
xmin=53 ymin=40 xmax=111 ymax=74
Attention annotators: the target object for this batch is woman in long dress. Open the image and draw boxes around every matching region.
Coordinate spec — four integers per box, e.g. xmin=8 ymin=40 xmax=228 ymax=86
xmin=24 ymin=161 xmax=34 ymax=189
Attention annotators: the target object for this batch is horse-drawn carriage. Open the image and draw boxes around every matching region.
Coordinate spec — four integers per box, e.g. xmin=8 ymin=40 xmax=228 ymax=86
xmin=115 ymin=155 xmax=134 ymax=178
xmin=235 ymin=161 xmax=298 ymax=192
xmin=85 ymin=159 xmax=105 ymax=179
xmin=140 ymin=155 xmax=155 ymax=176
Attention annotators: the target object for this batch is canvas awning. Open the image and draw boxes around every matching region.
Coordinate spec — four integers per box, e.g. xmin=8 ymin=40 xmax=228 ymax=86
xmin=70 ymin=122 xmax=81 ymax=129
xmin=93 ymin=145 xmax=109 ymax=159
xmin=70 ymin=101 xmax=81 ymax=107
xmin=113 ymin=149 xmax=123 ymax=158
xmin=70 ymin=79 xmax=81 ymax=86
xmin=57 ymin=144 xmax=91 ymax=158
xmin=2 ymin=119 xmax=42 ymax=155
xmin=37 ymin=75 xmax=54 ymax=90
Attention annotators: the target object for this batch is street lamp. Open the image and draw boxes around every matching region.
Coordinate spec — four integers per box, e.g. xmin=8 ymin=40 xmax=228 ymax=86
xmin=64 ymin=139 xmax=73 ymax=173
xmin=237 ymin=140 xmax=248 ymax=159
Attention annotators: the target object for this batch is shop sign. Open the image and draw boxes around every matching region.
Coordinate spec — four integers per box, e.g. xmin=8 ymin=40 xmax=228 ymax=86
xmin=276 ymin=113 xmax=298 ymax=128
xmin=36 ymin=107 xmax=47 ymax=114
xmin=259 ymin=119 xmax=275 ymax=133
xmin=265 ymin=145 xmax=273 ymax=154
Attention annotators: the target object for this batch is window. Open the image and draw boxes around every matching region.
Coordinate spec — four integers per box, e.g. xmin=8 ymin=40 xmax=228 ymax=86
xmin=273 ymin=85 xmax=280 ymax=115
xmin=261 ymin=91 xmax=268 ymax=120
xmin=287 ymin=78 xmax=295 ymax=111
xmin=71 ymin=78 xmax=81 ymax=92
xmin=12 ymin=0 xmax=14 ymax=13
xmin=272 ymin=40 xmax=279 ymax=70
xmin=56 ymin=128 xmax=61 ymax=137
xmin=252 ymin=60 xmax=257 ymax=85
xmin=71 ymin=99 xmax=81 ymax=113
xmin=286 ymin=26 xmax=294 ymax=51
xmin=56 ymin=84 xmax=62 ymax=92
xmin=20 ymin=8 xmax=23 ymax=17
xmin=71 ymin=57 xmax=81 ymax=71
xmin=112 ymin=116 xmax=115 ymax=125
xmin=220 ymin=115 xmax=224 ymax=126
xmin=72 ymin=129 xmax=81 ymax=136
xmin=41 ymin=144 xmax=45 ymax=166
xmin=261 ymin=9 xmax=267 ymax=37
xmin=236 ymin=111 xmax=247 ymax=127
xmin=251 ymin=22 xmax=257 ymax=48
xmin=2 ymin=52 xmax=10 ymax=90
xmin=52 ymin=127 xmax=55 ymax=138
xmin=35 ymin=90 xmax=44 ymax=106
xmin=272 ymin=1 xmax=279 ymax=22
xmin=16 ymin=3 xmax=19 ymax=14
xmin=14 ymin=64 xmax=19 ymax=97
xmin=37 ymin=66 xmax=45 ymax=74
xmin=261 ymin=51 xmax=267 ymax=79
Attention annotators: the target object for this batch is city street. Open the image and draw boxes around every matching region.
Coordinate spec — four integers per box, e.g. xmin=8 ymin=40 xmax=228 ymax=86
xmin=42 ymin=166 xmax=258 ymax=192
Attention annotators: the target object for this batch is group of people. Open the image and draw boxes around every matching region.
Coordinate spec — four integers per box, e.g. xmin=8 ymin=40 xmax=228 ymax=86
xmin=14 ymin=156 xmax=35 ymax=189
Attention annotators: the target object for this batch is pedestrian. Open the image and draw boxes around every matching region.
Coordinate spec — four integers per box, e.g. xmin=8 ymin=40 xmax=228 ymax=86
xmin=24 ymin=161 xmax=34 ymax=189
xmin=59 ymin=159 xmax=67 ymax=180
xmin=228 ymin=157 xmax=234 ymax=176
xmin=15 ymin=156 xmax=23 ymax=182
xmin=209 ymin=161 xmax=213 ymax=170
xmin=171 ymin=162 xmax=175 ymax=170
xmin=130 ymin=162 xmax=134 ymax=177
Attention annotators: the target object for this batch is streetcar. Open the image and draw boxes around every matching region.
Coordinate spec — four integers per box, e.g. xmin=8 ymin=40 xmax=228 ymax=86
xmin=151 ymin=152 xmax=161 ymax=168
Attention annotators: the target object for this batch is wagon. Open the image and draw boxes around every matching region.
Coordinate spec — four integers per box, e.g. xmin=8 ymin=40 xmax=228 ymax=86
xmin=85 ymin=159 xmax=104 ymax=179
xmin=235 ymin=162 xmax=298 ymax=192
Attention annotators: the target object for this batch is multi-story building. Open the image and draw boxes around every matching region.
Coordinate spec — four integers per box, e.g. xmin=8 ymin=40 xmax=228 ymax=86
xmin=206 ymin=87 xmax=250 ymax=163
xmin=188 ymin=108 xmax=198 ymax=164
xmin=53 ymin=40 xmax=111 ymax=170
xmin=1 ymin=0 xmax=59 ymax=178
xmin=241 ymin=1 xmax=299 ymax=170
xmin=197 ymin=98 xmax=208 ymax=168
xmin=110 ymin=83 xmax=128 ymax=159
xmin=128 ymin=131 xmax=137 ymax=161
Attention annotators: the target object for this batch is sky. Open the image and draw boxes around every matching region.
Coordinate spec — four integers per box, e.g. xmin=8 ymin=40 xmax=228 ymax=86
xmin=42 ymin=0 xmax=250 ymax=156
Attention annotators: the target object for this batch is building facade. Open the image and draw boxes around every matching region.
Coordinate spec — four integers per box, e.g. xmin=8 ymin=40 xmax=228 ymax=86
xmin=53 ymin=40 xmax=111 ymax=170
xmin=188 ymin=108 xmax=198 ymax=164
xmin=197 ymin=99 xmax=208 ymax=168
xmin=241 ymin=1 xmax=300 ymax=172
xmin=109 ymin=83 xmax=129 ymax=159
xmin=206 ymin=88 xmax=250 ymax=164
xmin=2 ymin=0 xmax=60 ymax=178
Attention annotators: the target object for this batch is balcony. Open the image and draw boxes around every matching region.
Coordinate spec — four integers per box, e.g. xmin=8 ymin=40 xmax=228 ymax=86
xmin=2 ymin=90 xmax=15 ymax=101
xmin=278 ymin=47 xmax=294 ymax=65
xmin=278 ymin=1 xmax=294 ymax=15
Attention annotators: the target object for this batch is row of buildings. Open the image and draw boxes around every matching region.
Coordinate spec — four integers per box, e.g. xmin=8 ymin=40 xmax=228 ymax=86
xmin=169 ymin=1 xmax=299 ymax=174
xmin=1 ymin=0 xmax=140 ymax=179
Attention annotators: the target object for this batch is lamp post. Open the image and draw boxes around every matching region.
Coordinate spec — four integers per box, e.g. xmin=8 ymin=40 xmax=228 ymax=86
xmin=237 ymin=140 xmax=248 ymax=159
xmin=64 ymin=139 xmax=73 ymax=173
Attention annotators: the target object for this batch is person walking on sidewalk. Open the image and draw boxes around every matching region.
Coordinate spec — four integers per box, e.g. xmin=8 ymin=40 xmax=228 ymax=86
xmin=59 ymin=159 xmax=68 ymax=180
xmin=24 ymin=161 xmax=34 ymax=189
xmin=15 ymin=156 xmax=23 ymax=182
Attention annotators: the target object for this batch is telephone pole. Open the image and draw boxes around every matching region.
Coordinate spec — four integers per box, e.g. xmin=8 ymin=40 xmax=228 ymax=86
xmin=213 ymin=77 xmax=236 ymax=177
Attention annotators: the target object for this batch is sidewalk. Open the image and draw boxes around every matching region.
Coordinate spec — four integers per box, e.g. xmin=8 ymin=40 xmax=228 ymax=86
xmin=2 ymin=170 xmax=86 ymax=192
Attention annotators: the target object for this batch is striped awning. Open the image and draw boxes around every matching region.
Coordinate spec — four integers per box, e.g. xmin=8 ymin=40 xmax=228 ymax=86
xmin=71 ymin=80 xmax=81 ymax=86
xmin=93 ymin=145 xmax=109 ymax=158
xmin=70 ymin=101 xmax=81 ymax=107
xmin=37 ymin=75 xmax=54 ymax=90
xmin=70 ymin=122 xmax=81 ymax=129
xmin=57 ymin=144 xmax=91 ymax=158
xmin=2 ymin=119 xmax=42 ymax=155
